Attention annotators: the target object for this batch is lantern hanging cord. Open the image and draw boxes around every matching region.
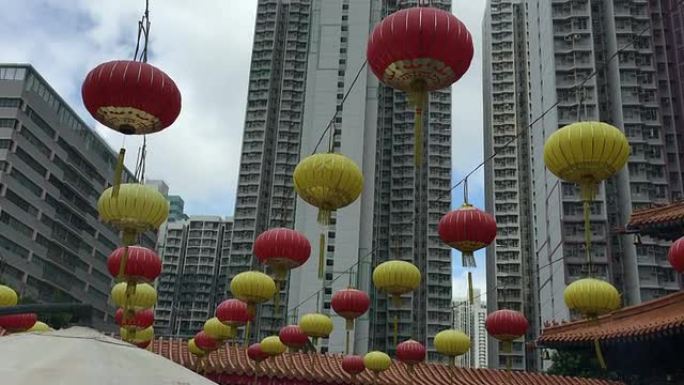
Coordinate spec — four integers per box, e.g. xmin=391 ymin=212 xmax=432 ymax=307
xmin=133 ymin=0 xmax=151 ymax=63
xmin=287 ymin=0 xmax=684 ymax=315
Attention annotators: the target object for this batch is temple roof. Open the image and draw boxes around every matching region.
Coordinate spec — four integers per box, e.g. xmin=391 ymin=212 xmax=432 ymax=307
xmin=625 ymin=200 xmax=684 ymax=241
xmin=148 ymin=339 xmax=622 ymax=385
xmin=538 ymin=291 xmax=684 ymax=347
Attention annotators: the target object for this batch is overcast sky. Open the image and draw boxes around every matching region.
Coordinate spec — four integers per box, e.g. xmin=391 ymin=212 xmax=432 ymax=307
xmin=0 ymin=0 xmax=487 ymax=298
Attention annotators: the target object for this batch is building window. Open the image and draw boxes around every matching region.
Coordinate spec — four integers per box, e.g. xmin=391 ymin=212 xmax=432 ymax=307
xmin=0 ymin=233 xmax=29 ymax=258
xmin=10 ymin=168 xmax=42 ymax=197
xmin=0 ymin=98 xmax=21 ymax=108
xmin=0 ymin=119 xmax=16 ymax=129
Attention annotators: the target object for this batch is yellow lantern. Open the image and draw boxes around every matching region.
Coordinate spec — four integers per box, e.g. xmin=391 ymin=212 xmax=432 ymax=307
xmin=363 ymin=351 xmax=391 ymax=384
xmin=204 ymin=317 xmax=236 ymax=341
xmin=26 ymin=321 xmax=52 ymax=333
xmin=260 ymin=335 xmax=286 ymax=357
xmin=111 ymin=282 xmax=157 ymax=309
xmin=564 ymin=278 xmax=620 ymax=319
xmin=120 ymin=326 xmax=154 ymax=344
xmin=0 ymin=284 xmax=18 ymax=307
xmin=544 ymin=122 xmax=630 ymax=270
xmin=188 ymin=338 xmax=206 ymax=357
xmin=434 ymin=329 xmax=470 ymax=365
xmin=293 ymin=152 xmax=363 ymax=278
xmin=372 ymin=260 xmax=421 ymax=345
xmin=298 ymin=313 xmax=333 ymax=347
xmin=230 ymin=271 xmax=276 ymax=345
xmin=97 ymin=183 xmax=169 ymax=243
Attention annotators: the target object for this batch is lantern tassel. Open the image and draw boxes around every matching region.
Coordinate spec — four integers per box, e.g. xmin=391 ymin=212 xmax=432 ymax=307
xmin=580 ymin=182 xmax=596 ymax=276
xmin=345 ymin=319 xmax=353 ymax=354
xmin=345 ymin=329 xmax=351 ymax=355
xmin=244 ymin=320 xmax=251 ymax=348
xmin=318 ymin=233 xmax=325 ymax=280
xmin=467 ymin=272 xmax=474 ymax=305
xmin=274 ymin=279 xmax=281 ymax=318
xmin=594 ymin=339 xmax=607 ymax=369
xmin=503 ymin=341 xmax=512 ymax=370
xmin=462 ymin=252 xmax=476 ymax=268
xmin=112 ymin=148 xmax=126 ymax=198
xmin=414 ymin=107 xmax=423 ymax=167
xmin=392 ymin=295 xmax=401 ymax=347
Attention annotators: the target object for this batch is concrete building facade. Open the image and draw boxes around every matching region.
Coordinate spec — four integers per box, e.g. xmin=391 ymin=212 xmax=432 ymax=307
xmin=0 ymin=64 xmax=154 ymax=330
xmin=452 ymin=290 xmax=488 ymax=368
xmin=484 ymin=0 xmax=684 ymax=370
xmin=230 ymin=0 xmax=452 ymax=358
xmin=154 ymin=216 xmax=233 ymax=337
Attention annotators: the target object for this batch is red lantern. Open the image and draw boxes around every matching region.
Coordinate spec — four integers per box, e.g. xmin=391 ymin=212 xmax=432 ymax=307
xmin=668 ymin=236 xmax=684 ymax=273
xmin=216 ymin=299 xmax=252 ymax=327
xmin=278 ymin=325 xmax=308 ymax=350
xmin=0 ymin=313 xmax=37 ymax=332
xmin=82 ymin=60 xmax=181 ymax=135
xmin=367 ymin=6 xmax=473 ymax=165
xmin=107 ymin=246 xmax=162 ymax=283
xmin=247 ymin=343 xmax=269 ymax=363
xmin=253 ymin=228 xmax=311 ymax=279
xmin=194 ymin=331 xmax=220 ymax=352
xmin=341 ymin=355 xmax=366 ymax=378
xmin=135 ymin=339 xmax=152 ymax=349
xmin=115 ymin=308 xmax=154 ymax=330
xmin=438 ymin=204 xmax=497 ymax=267
xmin=331 ymin=288 xmax=370 ymax=330
xmin=485 ymin=309 xmax=528 ymax=352
xmin=396 ymin=339 xmax=426 ymax=371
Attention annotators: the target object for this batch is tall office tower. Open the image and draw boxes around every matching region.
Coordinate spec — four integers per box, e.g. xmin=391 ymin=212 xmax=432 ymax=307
xmin=154 ymin=216 xmax=233 ymax=337
xmin=452 ymin=290 xmax=488 ymax=368
xmin=0 ymin=64 xmax=155 ymax=331
xmin=227 ymin=0 xmax=312 ymax=339
xmin=231 ymin=1 xmax=452 ymax=357
xmin=168 ymin=195 xmax=188 ymax=223
xmin=483 ymin=0 xmax=538 ymax=370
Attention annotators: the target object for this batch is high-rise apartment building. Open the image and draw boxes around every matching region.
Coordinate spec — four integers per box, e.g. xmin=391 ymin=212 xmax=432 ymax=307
xmin=230 ymin=1 xmax=452 ymax=358
xmin=154 ymin=216 xmax=233 ymax=337
xmin=452 ymin=290 xmax=488 ymax=368
xmin=0 ymin=64 xmax=155 ymax=331
xmin=483 ymin=0 xmax=538 ymax=370
xmin=168 ymin=195 xmax=188 ymax=223
xmin=484 ymin=0 xmax=684 ymax=370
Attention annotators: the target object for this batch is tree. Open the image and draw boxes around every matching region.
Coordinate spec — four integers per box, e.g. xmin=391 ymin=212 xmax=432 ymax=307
xmin=547 ymin=349 xmax=619 ymax=380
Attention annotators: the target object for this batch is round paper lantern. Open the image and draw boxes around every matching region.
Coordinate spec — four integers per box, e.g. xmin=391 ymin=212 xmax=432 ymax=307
xmin=107 ymin=245 xmax=162 ymax=282
xmin=216 ymin=299 xmax=251 ymax=326
xmin=97 ymin=184 xmax=169 ymax=237
xmin=564 ymin=278 xmax=620 ymax=318
xmin=438 ymin=204 xmax=497 ymax=267
xmin=298 ymin=313 xmax=333 ymax=346
xmin=247 ymin=343 xmax=269 ymax=363
xmin=194 ymin=331 xmax=220 ymax=352
xmin=120 ymin=326 xmax=154 ymax=346
xmin=26 ymin=321 xmax=52 ymax=333
xmin=363 ymin=351 xmax=391 ymax=384
xmin=341 ymin=355 xmax=366 ymax=379
xmin=254 ymin=228 xmax=311 ymax=280
xmin=0 ymin=313 xmax=37 ymax=332
xmin=111 ymin=282 xmax=157 ymax=309
xmin=396 ymin=339 xmax=426 ymax=372
xmin=331 ymin=288 xmax=371 ymax=330
xmin=372 ymin=261 xmax=421 ymax=304
xmin=485 ymin=310 xmax=528 ymax=352
xmin=278 ymin=325 xmax=308 ymax=350
xmin=434 ymin=329 xmax=470 ymax=364
xmin=293 ymin=153 xmax=364 ymax=225
xmin=82 ymin=60 xmax=181 ymax=135
xmin=204 ymin=317 xmax=236 ymax=341
xmin=115 ymin=308 xmax=155 ymax=330
xmin=667 ymin=236 xmax=684 ymax=273
xmin=260 ymin=335 xmax=287 ymax=357
xmin=367 ymin=7 xmax=473 ymax=164
xmin=188 ymin=338 xmax=206 ymax=357
xmin=230 ymin=271 xmax=277 ymax=315
xmin=544 ymin=122 xmax=630 ymax=200
xmin=0 ymin=284 xmax=18 ymax=307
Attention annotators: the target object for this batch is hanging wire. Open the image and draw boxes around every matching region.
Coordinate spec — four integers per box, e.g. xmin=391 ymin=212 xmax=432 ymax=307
xmin=286 ymin=0 xmax=684 ymax=315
